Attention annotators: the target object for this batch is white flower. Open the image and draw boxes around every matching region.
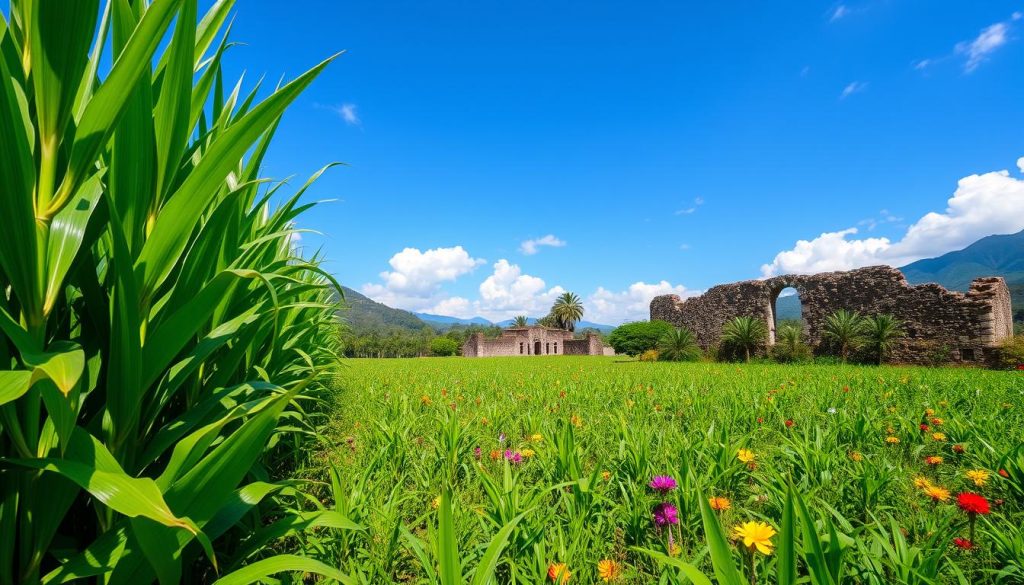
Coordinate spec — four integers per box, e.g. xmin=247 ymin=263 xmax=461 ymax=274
xmin=827 ymin=407 xmax=837 ymax=415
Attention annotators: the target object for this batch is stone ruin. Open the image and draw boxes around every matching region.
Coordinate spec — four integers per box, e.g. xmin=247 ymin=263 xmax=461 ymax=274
xmin=649 ymin=265 xmax=1013 ymax=365
xmin=463 ymin=325 xmax=603 ymax=357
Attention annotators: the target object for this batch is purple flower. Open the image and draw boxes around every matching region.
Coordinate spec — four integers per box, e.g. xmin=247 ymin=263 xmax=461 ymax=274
xmin=649 ymin=475 xmax=678 ymax=494
xmin=474 ymin=447 xmax=482 ymax=460
xmin=498 ymin=433 xmax=507 ymax=444
xmin=504 ymin=449 xmax=522 ymax=464
xmin=652 ymin=502 xmax=679 ymax=526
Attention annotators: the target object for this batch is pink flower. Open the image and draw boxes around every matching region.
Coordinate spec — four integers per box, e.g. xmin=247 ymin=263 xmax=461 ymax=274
xmin=649 ymin=475 xmax=678 ymax=494
xmin=652 ymin=502 xmax=679 ymax=526
xmin=503 ymin=449 xmax=522 ymax=464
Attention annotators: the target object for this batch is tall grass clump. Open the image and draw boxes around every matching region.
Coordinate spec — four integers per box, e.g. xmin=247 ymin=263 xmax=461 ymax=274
xmin=0 ymin=1 xmax=349 ymax=582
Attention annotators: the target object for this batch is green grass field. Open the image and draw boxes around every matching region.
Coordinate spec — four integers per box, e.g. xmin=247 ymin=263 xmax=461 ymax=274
xmin=307 ymin=357 xmax=1024 ymax=584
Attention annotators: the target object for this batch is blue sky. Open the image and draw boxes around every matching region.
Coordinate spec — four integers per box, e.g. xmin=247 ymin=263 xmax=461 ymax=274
xmin=216 ymin=1 xmax=1024 ymax=324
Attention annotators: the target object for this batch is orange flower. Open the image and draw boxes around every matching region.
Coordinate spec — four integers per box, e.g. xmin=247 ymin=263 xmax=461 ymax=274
xmin=923 ymin=485 xmax=951 ymax=502
xmin=548 ymin=562 xmax=571 ymax=583
xmin=420 ymin=395 xmax=432 ymax=405
xmin=885 ymin=436 xmax=900 ymax=444
xmin=601 ymin=470 xmax=611 ymax=481
xmin=925 ymin=455 xmax=943 ymax=466
xmin=597 ymin=559 xmax=620 ymax=582
xmin=709 ymin=496 xmax=732 ymax=511
xmin=489 ymin=450 xmax=501 ymax=461
xmin=849 ymin=451 xmax=864 ymax=462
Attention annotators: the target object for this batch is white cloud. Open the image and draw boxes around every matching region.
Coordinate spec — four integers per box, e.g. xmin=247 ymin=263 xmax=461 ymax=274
xmin=474 ymin=259 xmax=565 ymax=320
xmin=519 ymin=234 xmax=566 ymax=255
xmin=957 ymin=22 xmax=1012 ymax=72
xmin=830 ymin=5 xmax=849 ymax=22
xmin=361 ymin=245 xmax=485 ymax=311
xmin=1018 ymin=157 xmax=1024 ymax=173
xmin=338 ymin=103 xmax=360 ymax=125
xmin=762 ymin=158 xmax=1024 ymax=276
xmin=587 ymin=281 xmax=695 ymax=325
xmin=675 ymin=196 xmax=704 ymax=215
xmin=840 ymin=81 xmax=868 ymax=99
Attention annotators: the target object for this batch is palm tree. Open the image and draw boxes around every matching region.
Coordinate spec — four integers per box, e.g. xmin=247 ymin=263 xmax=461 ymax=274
xmin=536 ymin=313 xmax=558 ymax=328
xmin=721 ymin=316 xmax=767 ymax=362
xmin=552 ymin=292 xmax=584 ymax=332
xmin=822 ymin=309 xmax=867 ymax=363
xmin=512 ymin=315 xmax=529 ymax=328
xmin=658 ymin=327 xmax=703 ymax=362
xmin=865 ymin=314 xmax=904 ymax=364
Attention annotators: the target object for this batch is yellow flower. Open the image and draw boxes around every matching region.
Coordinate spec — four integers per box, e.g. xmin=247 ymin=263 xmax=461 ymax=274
xmin=932 ymin=432 xmax=946 ymax=442
xmin=923 ymin=485 xmax=950 ymax=502
xmin=571 ymin=414 xmax=583 ymax=427
xmin=732 ymin=521 xmax=777 ymax=555
xmin=930 ymin=417 xmax=944 ymax=426
xmin=597 ymin=559 xmax=620 ymax=582
xmin=925 ymin=408 xmax=935 ymax=416
xmin=737 ymin=449 xmax=755 ymax=464
xmin=521 ymin=448 xmax=536 ymax=458
xmin=480 ymin=417 xmax=489 ymax=426
xmin=420 ymin=394 xmax=432 ymax=405
xmin=709 ymin=496 xmax=732 ymax=511
xmin=547 ymin=562 xmax=571 ymax=583
xmin=431 ymin=496 xmax=441 ymax=509
xmin=966 ymin=469 xmax=991 ymax=487
xmin=849 ymin=451 xmax=863 ymax=462
xmin=913 ymin=476 xmax=933 ymax=490
xmin=601 ymin=470 xmax=611 ymax=481
xmin=531 ymin=433 xmax=544 ymax=442
xmin=885 ymin=436 xmax=900 ymax=444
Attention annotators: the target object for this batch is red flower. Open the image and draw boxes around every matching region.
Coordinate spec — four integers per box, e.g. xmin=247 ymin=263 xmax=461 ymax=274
xmin=919 ymin=424 xmax=929 ymax=431
xmin=952 ymin=444 xmax=965 ymax=454
xmin=957 ymin=492 xmax=990 ymax=516
xmin=757 ymin=417 xmax=764 ymax=424
xmin=785 ymin=419 xmax=795 ymax=428
xmin=999 ymin=469 xmax=1010 ymax=478
xmin=952 ymin=537 xmax=974 ymax=550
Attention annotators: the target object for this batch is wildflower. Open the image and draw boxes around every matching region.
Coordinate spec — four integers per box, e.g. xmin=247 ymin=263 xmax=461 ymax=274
xmin=597 ymin=559 xmax=620 ymax=582
xmin=531 ymin=433 xmax=543 ymax=442
xmin=849 ymin=451 xmax=863 ymax=462
xmin=919 ymin=423 xmax=930 ymax=432
xmin=498 ymin=433 xmax=507 ymax=443
xmin=952 ymin=537 xmax=974 ymax=550
xmin=932 ymin=432 xmax=946 ymax=442
xmin=885 ymin=436 xmax=900 ymax=444
xmin=571 ymin=414 xmax=583 ymax=427
xmin=489 ymin=450 xmax=501 ymax=461
xmin=521 ymin=448 xmax=535 ymax=458
xmin=709 ymin=496 xmax=731 ymax=511
xmin=913 ymin=476 xmax=933 ymax=490
xmin=474 ymin=447 xmax=482 ymax=460
xmin=966 ymin=469 xmax=990 ymax=487
xmin=652 ymin=502 xmax=679 ymax=526
xmin=952 ymin=444 xmax=965 ymax=454
xmin=931 ymin=417 xmax=943 ymax=426
xmin=649 ymin=475 xmax=678 ymax=494
xmin=731 ymin=521 xmax=777 ymax=555
xmin=957 ymin=492 xmax=990 ymax=516
xmin=925 ymin=455 xmax=943 ymax=466
xmin=925 ymin=408 xmax=935 ymax=416
xmin=737 ymin=449 xmax=755 ymax=464
xmin=923 ymin=485 xmax=951 ymax=502
xmin=827 ymin=407 xmax=837 ymax=415
xmin=785 ymin=419 xmax=795 ymax=428
xmin=547 ymin=562 xmax=571 ymax=583
xmin=480 ymin=417 xmax=489 ymax=426
xmin=431 ymin=496 xmax=441 ymax=509
xmin=503 ymin=450 xmax=522 ymax=464
xmin=420 ymin=395 xmax=432 ymax=405
xmin=999 ymin=469 xmax=1010 ymax=478
xmin=601 ymin=470 xmax=611 ymax=481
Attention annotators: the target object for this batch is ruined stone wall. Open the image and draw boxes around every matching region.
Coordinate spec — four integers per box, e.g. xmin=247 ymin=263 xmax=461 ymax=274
xmin=563 ymin=333 xmax=603 ymax=356
xmin=464 ymin=327 xmax=596 ymax=357
xmin=650 ymin=266 xmax=1013 ymax=365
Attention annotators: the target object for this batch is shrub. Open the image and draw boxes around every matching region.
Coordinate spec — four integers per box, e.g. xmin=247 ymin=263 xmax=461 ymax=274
xmin=639 ymin=349 xmax=660 ymax=362
xmin=657 ymin=327 xmax=703 ymax=362
xmin=994 ymin=336 xmax=1024 ymax=370
xmin=864 ymin=314 xmax=905 ymax=364
xmin=822 ymin=309 xmax=868 ymax=362
xmin=770 ymin=324 xmax=812 ymax=363
xmin=607 ymin=320 xmax=674 ymax=356
xmin=719 ymin=316 xmax=767 ymax=362
xmin=430 ymin=337 xmax=461 ymax=357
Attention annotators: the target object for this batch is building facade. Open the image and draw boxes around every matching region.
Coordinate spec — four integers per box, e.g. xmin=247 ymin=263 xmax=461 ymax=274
xmin=462 ymin=325 xmax=604 ymax=357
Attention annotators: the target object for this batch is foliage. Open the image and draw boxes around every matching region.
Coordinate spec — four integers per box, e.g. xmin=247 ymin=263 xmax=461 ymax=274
xmin=657 ymin=328 xmax=703 ymax=362
xmin=0 ymin=2 xmax=346 ymax=582
xmin=720 ymin=316 xmax=768 ymax=362
xmin=638 ymin=349 xmax=660 ymax=362
xmin=337 ymin=285 xmax=431 ymax=333
xmin=864 ymin=313 xmax=906 ymax=364
xmin=607 ymin=320 xmax=675 ymax=357
xmin=314 ymin=357 xmax=1024 ymax=583
xmin=512 ymin=315 xmax=530 ymax=328
xmin=994 ymin=336 xmax=1024 ymax=370
xmin=430 ymin=337 xmax=462 ymax=357
xmin=552 ymin=292 xmax=585 ymax=332
xmin=771 ymin=324 xmax=812 ymax=363
xmin=822 ymin=309 xmax=869 ymax=362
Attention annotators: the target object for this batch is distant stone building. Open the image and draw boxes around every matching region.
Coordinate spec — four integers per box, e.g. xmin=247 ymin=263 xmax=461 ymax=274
xmin=463 ymin=325 xmax=604 ymax=357
xmin=650 ymin=266 xmax=1013 ymax=365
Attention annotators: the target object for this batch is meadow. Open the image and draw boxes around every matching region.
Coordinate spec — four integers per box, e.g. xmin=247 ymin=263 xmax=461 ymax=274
xmin=308 ymin=356 xmax=1024 ymax=584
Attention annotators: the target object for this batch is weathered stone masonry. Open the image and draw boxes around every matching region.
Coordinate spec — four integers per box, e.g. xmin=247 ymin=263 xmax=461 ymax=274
xmin=463 ymin=325 xmax=603 ymax=357
xmin=650 ymin=266 xmax=1013 ymax=365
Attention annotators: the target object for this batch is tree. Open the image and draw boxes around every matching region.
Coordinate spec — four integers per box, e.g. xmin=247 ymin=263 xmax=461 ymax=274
xmin=430 ymin=337 xmax=461 ymax=357
xmin=552 ymin=292 xmax=584 ymax=331
xmin=864 ymin=314 xmax=905 ymax=364
xmin=607 ymin=321 xmax=675 ymax=356
xmin=536 ymin=313 xmax=558 ymax=328
xmin=721 ymin=316 xmax=767 ymax=362
xmin=822 ymin=309 xmax=868 ymax=363
xmin=512 ymin=315 xmax=529 ymax=327
xmin=657 ymin=327 xmax=703 ymax=362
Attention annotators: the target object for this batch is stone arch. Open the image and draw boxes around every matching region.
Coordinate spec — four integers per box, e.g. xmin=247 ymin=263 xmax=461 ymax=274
xmin=765 ymin=277 xmax=804 ymax=345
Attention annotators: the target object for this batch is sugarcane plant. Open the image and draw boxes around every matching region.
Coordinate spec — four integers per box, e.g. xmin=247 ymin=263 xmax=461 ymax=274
xmin=0 ymin=0 xmax=352 ymax=583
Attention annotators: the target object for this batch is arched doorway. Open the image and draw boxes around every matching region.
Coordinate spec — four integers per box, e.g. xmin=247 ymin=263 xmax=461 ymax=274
xmin=769 ymin=286 xmax=803 ymax=344
xmin=534 ymin=340 xmax=542 ymax=355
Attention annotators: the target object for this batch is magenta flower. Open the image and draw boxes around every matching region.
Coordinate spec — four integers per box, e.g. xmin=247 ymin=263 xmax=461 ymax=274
xmin=474 ymin=447 xmax=482 ymax=460
xmin=649 ymin=475 xmax=678 ymax=494
xmin=503 ymin=449 xmax=522 ymax=464
xmin=652 ymin=502 xmax=679 ymax=526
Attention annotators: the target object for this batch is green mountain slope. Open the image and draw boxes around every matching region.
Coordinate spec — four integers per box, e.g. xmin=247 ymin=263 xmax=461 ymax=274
xmin=336 ymin=286 xmax=431 ymax=333
xmin=900 ymin=229 xmax=1024 ymax=290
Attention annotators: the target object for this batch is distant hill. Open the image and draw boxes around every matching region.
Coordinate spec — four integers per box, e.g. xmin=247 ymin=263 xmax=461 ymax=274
xmin=414 ymin=313 xmax=493 ymax=327
xmin=337 ymin=286 xmax=430 ymax=333
xmin=774 ymin=230 xmax=1024 ymax=322
xmin=493 ymin=317 xmax=614 ymax=334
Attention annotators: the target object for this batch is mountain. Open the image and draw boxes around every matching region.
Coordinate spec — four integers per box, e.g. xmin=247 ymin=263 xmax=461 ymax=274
xmin=492 ymin=318 xmax=614 ymax=334
xmin=774 ymin=230 xmax=1024 ymax=322
xmin=414 ymin=313 xmax=493 ymax=327
xmin=337 ymin=286 xmax=430 ymax=333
